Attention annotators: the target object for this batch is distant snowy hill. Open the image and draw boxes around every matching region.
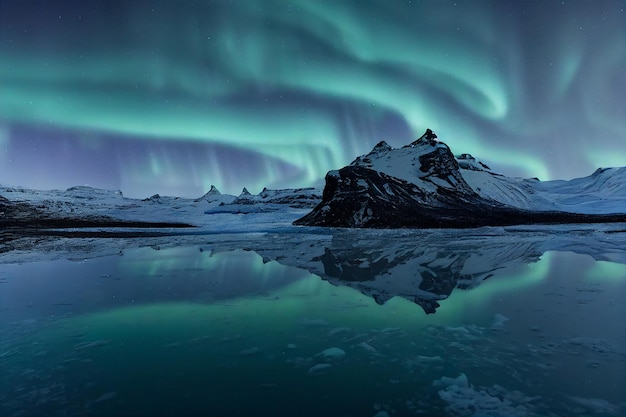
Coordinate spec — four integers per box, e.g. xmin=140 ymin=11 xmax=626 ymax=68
xmin=295 ymin=129 xmax=626 ymax=228
xmin=459 ymin=157 xmax=626 ymax=214
xmin=0 ymin=184 xmax=320 ymax=230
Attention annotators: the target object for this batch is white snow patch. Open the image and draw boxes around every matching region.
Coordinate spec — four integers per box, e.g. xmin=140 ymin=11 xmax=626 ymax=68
xmin=427 ymin=176 xmax=452 ymax=189
xmin=382 ymin=183 xmax=395 ymax=195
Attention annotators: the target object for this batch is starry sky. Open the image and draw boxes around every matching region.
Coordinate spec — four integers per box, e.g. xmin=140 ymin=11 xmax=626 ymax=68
xmin=1 ymin=0 xmax=625 ymax=198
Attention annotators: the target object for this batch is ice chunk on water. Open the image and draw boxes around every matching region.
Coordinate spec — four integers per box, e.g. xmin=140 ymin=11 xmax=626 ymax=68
xmin=73 ymin=340 xmax=111 ymax=350
xmin=569 ymin=396 xmax=621 ymax=414
xmin=315 ymin=347 xmax=345 ymax=361
xmin=307 ymin=363 xmax=332 ymax=375
xmin=417 ymin=355 xmax=443 ymax=363
xmin=240 ymin=347 xmax=261 ymax=355
xmin=433 ymin=373 xmax=469 ymax=389
xmin=492 ymin=313 xmax=509 ymax=329
xmin=94 ymin=392 xmax=117 ymax=403
xmin=433 ymin=374 xmax=540 ymax=417
xmin=357 ymin=341 xmax=378 ymax=355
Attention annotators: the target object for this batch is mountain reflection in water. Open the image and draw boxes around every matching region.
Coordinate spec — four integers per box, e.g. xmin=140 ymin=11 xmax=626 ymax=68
xmin=1 ymin=226 xmax=625 ymax=416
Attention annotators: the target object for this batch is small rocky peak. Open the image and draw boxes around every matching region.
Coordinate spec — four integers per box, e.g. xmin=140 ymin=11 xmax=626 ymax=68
xmin=372 ymin=140 xmax=392 ymax=153
xmin=408 ymin=129 xmax=438 ymax=147
xmin=456 ymin=153 xmax=492 ymax=171
xmin=207 ymin=185 xmax=221 ymax=195
xmin=352 ymin=140 xmax=394 ymax=166
xmin=457 ymin=153 xmax=476 ymax=161
xmin=259 ymin=187 xmax=273 ymax=198
xmin=194 ymin=185 xmax=222 ymax=202
xmin=240 ymin=187 xmax=251 ymax=196
xmin=592 ymin=167 xmax=609 ymax=176
xmin=143 ymin=194 xmax=161 ymax=202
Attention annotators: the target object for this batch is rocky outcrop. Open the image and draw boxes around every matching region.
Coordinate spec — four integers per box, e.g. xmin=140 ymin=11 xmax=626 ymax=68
xmin=295 ymin=129 xmax=626 ymax=228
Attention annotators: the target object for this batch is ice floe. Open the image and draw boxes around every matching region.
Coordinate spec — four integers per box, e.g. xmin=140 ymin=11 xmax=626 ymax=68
xmin=307 ymin=363 xmax=332 ymax=375
xmin=315 ymin=347 xmax=346 ymax=361
xmin=434 ymin=374 xmax=542 ymax=417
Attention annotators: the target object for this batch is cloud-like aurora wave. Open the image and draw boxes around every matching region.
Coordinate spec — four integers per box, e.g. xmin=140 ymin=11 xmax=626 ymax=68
xmin=0 ymin=0 xmax=624 ymax=197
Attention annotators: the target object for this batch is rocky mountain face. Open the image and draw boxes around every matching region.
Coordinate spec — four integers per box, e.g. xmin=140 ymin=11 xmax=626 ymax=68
xmin=295 ymin=129 xmax=626 ymax=228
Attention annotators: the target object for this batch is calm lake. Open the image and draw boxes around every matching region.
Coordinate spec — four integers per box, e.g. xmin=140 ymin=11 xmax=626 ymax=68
xmin=1 ymin=228 xmax=625 ymax=416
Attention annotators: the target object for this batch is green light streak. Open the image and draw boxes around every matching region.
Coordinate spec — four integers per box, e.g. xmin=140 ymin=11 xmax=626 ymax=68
xmin=279 ymin=0 xmax=510 ymax=119
xmin=585 ymin=260 xmax=626 ymax=282
xmin=586 ymin=148 xmax=626 ymax=170
xmin=0 ymin=0 xmax=624 ymax=193
xmin=437 ymin=252 xmax=553 ymax=316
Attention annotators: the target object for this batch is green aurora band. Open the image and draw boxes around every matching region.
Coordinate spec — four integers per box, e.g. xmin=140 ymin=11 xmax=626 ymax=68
xmin=0 ymin=0 xmax=624 ymax=196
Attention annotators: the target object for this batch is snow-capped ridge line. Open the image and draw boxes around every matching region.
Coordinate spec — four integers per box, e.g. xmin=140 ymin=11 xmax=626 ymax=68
xmin=295 ymin=129 xmax=626 ymax=228
xmin=0 ymin=182 xmax=322 ymax=230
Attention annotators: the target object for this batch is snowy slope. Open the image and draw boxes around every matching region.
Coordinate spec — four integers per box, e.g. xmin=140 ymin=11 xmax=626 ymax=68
xmin=459 ymin=161 xmax=626 ymax=214
xmin=0 ymin=184 xmax=320 ymax=231
xmin=459 ymin=170 xmax=558 ymax=211
xmin=534 ymin=167 xmax=626 ymax=214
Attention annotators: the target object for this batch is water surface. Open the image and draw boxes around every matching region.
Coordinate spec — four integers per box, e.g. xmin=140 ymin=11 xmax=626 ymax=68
xmin=1 ymin=231 xmax=625 ymax=416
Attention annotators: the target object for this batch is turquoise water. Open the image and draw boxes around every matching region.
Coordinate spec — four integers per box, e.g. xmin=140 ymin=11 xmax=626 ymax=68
xmin=1 ymin=243 xmax=625 ymax=416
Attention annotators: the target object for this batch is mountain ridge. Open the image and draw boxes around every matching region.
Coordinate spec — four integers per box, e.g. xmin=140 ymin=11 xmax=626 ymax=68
xmin=295 ymin=129 xmax=626 ymax=228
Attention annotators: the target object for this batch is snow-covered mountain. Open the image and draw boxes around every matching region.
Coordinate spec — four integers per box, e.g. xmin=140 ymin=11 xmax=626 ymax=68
xmin=3 ymin=129 xmax=625 ymax=230
xmin=295 ymin=129 xmax=626 ymax=228
xmin=0 ymin=184 xmax=320 ymax=230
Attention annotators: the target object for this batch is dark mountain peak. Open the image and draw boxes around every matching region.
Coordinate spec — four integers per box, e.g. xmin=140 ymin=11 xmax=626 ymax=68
xmin=195 ymin=185 xmax=222 ymax=202
xmin=143 ymin=194 xmax=161 ymax=202
xmin=351 ymin=140 xmax=393 ymax=166
xmin=592 ymin=167 xmax=609 ymax=176
xmin=407 ymin=128 xmax=438 ymax=148
xmin=259 ymin=187 xmax=271 ymax=198
xmin=457 ymin=153 xmax=476 ymax=161
xmin=372 ymin=140 xmax=392 ymax=153
xmin=240 ymin=187 xmax=251 ymax=196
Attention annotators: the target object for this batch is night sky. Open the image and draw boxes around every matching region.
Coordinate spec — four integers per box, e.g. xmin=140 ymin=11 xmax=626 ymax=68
xmin=1 ymin=1 xmax=625 ymax=198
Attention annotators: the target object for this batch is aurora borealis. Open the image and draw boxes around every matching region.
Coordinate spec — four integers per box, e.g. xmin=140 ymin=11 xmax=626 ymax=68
xmin=1 ymin=1 xmax=625 ymax=198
